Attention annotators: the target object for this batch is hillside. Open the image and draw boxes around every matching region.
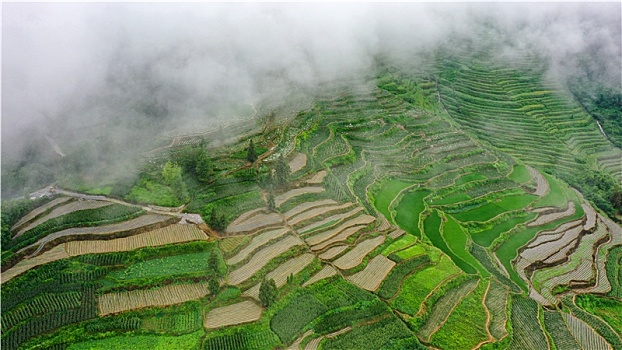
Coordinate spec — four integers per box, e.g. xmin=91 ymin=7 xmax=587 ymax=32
xmin=1 ymin=54 xmax=621 ymax=350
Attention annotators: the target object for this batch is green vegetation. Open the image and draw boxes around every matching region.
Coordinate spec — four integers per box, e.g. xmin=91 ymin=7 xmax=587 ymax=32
xmin=68 ymin=330 xmax=204 ymax=350
xmin=270 ymin=293 xmax=327 ymax=343
xmin=3 ymin=48 xmax=622 ymax=350
xmin=321 ymin=316 xmax=413 ymax=350
xmin=392 ymin=255 xmax=461 ymax=315
xmin=203 ymin=325 xmax=279 ymax=350
xmin=606 ymin=246 xmax=622 ymax=298
xmin=394 ymin=190 xmax=430 ymax=238
xmin=441 ymin=215 xmax=489 ymax=277
xmin=508 ymin=163 xmax=531 ymax=184
xmin=382 ymin=234 xmax=417 ymax=256
xmin=106 ymin=251 xmax=224 ymax=282
xmin=575 ymin=294 xmax=622 ymax=336
xmin=472 ymin=212 xmax=537 ymax=247
xmin=430 ymin=280 xmax=489 ymax=349
xmin=378 ymin=254 xmax=431 ymax=300
xmin=450 ymin=193 xmax=537 ymax=223
xmin=259 ymin=278 xmax=278 ymax=307
xmin=371 ymin=178 xmax=412 ymax=223
xmin=424 ymin=210 xmax=476 ymax=274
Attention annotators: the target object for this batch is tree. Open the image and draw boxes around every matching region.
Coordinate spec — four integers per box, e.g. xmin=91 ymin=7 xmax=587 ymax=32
xmin=195 ymin=150 xmax=213 ymax=183
xmin=259 ymin=278 xmax=277 ymax=307
xmin=267 ymin=191 xmax=276 ymax=211
xmin=162 ymin=161 xmax=183 ymax=186
xmin=275 ymin=155 xmax=290 ymax=187
xmin=208 ymin=252 xmax=220 ymax=275
xmin=208 ymin=275 xmax=220 ymax=297
xmin=247 ymin=140 xmax=258 ymax=163
xmin=162 ymin=161 xmax=189 ymax=203
xmin=209 ymin=209 xmax=227 ymax=231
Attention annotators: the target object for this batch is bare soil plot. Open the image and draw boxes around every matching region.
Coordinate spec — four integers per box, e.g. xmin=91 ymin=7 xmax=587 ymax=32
xmin=99 ymin=282 xmax=211 ymax=316
xmin=283 ymin=199 xmax=337 ymax=221
xmin=22 ymin=214 xmax=174 ymax=256
xmin=298 ymin=207 xmax=363 ymax=235
xmin=16 ymin=200 xmax=113 ymax=237
xmin=66 ymin=224 xmax=207 ymax=256
xmin=527 ymin=166 xmax=549 ymax=196
xmin=204 ymin=300 xmax=263 ymax=329
xmin=305 ymin=215 xmax=375 ymax=246
xmin=227 ymin=228 xmax=289 ymax=265
xmin=333 ymin=235 xmax=385 ymax=270
xmin=288 ymin=203 xmax=354 ymax=227
xmin=1 ymin=245 xmax=69 ymax=283
xmin=528 ymin=202 xmax=575 ymax=227
xmin=226 ymin=212 xmax=283 ymax=234
xmin=228 ymin=234 xmax=304 ymax=285
xmin=318 ymin=245 xmax=348 ymax=260
xmin=289 ymin=153 xmax=307 ymax=173
xmin=11 ymin=197 xmax=72 ymax=232
xmin=302 ymin=265 xmax=338 ymax=287
xmin=528 ymin=220 xmax=583 ymax=246
xmin=306 ymin=170 xmax=327 ymax=184
xmin=275 ymin=187 xmax=325 ymax=207
xmin=347 ymin=254 xmax=396 ymax=291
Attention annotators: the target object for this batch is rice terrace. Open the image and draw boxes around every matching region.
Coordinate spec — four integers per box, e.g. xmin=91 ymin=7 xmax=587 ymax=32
xmin=1 ymin=3 xmax=621 ymax=350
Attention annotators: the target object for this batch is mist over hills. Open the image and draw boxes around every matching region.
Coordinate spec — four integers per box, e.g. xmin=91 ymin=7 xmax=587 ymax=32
xmin=2 ymin=3 xmax=620 ymax=199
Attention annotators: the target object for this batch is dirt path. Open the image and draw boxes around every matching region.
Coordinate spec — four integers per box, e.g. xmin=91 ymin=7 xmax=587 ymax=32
xmin=473 ymin=280 xmax=494 ymax=350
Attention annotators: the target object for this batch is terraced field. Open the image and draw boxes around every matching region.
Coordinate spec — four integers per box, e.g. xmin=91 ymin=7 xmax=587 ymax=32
xmin=2 ymin=48 xmax=621 ymax=350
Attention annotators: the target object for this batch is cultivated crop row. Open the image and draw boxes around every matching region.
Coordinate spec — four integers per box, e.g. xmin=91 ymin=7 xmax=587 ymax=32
xmin=484 ymin=281 xmax=509 ymax=340
xmin=228 ymin=234 xmax=304 ymax=285
xmin=204 ymin=300 xmax=263 ymax=329
xmin=333 ymin=235 xmax=385 ymax=270
xmin=22 ymin=214 xmax=173 ymax=257
xmin=347 ymin=255 xmax=396 ymax=291
xmin=528 ymin=201 xmax=575 ymax=227
xmin=244 ymin=253 xmax=315 ymax=300
xmin=418 ymin=278 xmax=480 ymax=342
xmin=283 ymin=199 xmax=337 ymax=220
xmin=298 ymin=207 xmax=363 ymax=235
xmin=11 ymin=197 xmax=72 ymax=232
xmin=508 ymin=297 xmax=548 ymax=349
xmin=227 ymin=228 xmax=289 ymax=265
xmin=318 ymin=245 xmax=348 ymax=260
xmin=562 ymin=312 xmax=612 ymax=350
xmin=301 ymin=266 xmax=340 ymax=294
xmin=289 ymin=202 xmax=354 ymax=227
xmin=65 ymin=224 xmax=208 ymax=256
xmin=305 ymin=214 xmax=374 ymax=246
xmin=275 ymin=187 xmax=326 ymax=208
xmin=16 ymin=200 xmax=113 ymax=237
xmin=98 ymin=282 xmax=211 ymax=316
xmin=226 ymin=212 xmax=283 ymax=234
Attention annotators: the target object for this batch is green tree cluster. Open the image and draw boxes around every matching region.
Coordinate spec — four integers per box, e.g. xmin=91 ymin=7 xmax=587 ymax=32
xmin=162 ymin=161 xmax=189 ymax=203
xmin=247 ymin=140 xmax=258 ymax=163
xmin=259 ymin=278 xmax=277 ymax=307
xmin=274 ymin=155 xmax=290 ymax=187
